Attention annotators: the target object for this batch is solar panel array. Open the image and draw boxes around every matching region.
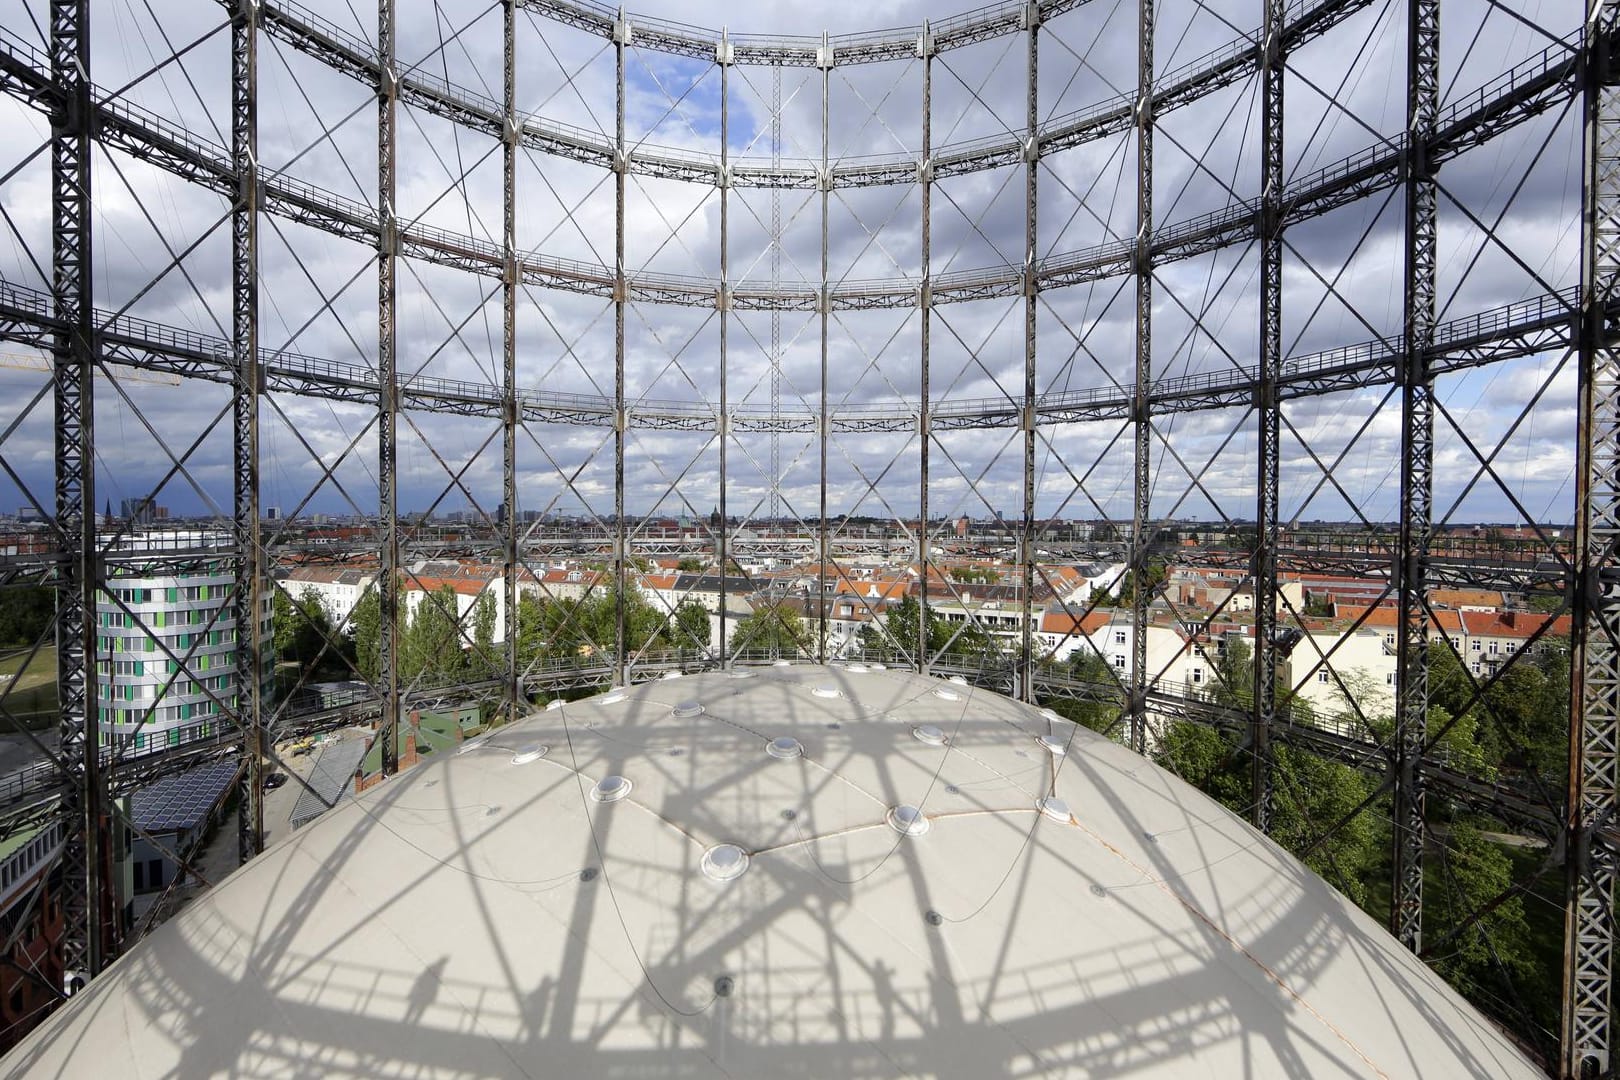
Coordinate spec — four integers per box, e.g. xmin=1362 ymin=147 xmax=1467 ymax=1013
xmin=129 ymin=760 xmax=240 ymax=834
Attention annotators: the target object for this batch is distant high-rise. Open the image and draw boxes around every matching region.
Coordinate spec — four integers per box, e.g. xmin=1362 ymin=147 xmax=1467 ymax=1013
xmin=93 ymin=532 xmax=273 ymax=753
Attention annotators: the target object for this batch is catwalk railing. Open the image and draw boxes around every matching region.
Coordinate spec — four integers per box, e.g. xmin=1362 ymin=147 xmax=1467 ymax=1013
xmin=247 ymin=0 xmax=1372 ymax=187
xmin=0 ymin=276 xmax=1586 ymax=433
xmin=0 ymin=23 xmax=1578 ymax=311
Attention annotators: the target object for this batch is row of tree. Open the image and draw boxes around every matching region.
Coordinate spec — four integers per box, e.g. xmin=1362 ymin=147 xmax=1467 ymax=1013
xmin=1040 ymin=634 xmax=1557 ymax=1035
xmin=275 ymin=582 xmax=718 ymax=689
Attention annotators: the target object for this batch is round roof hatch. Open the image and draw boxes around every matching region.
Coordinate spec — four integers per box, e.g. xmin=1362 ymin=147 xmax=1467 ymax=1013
xmin=812 ymin=685 xmax=841 ymax=699
xmin=1037 ymin=734 xmax=1067 ymax=756
xmin=932 ymin=688 xmax=962 ymax=701
xmin=544 ymin=699 xmax=564 ymax=711
xmin=671 ymin=701 xmax=705 ymax=718
xmin=511 ymin=744 xmax=550 ymax=765
xmin=886 ymin=804 xmax=931 ymax=837
xmin=590 ymin=775 xmax=633 ymax=803
xmin=700 ymin=844 xmax=751 ymax=882
xmin=844 ymin=663 xmax=869 ymax=673
xmin=766 ymin=736 xmax=804 ymax=760
xmin=912 ymin=724 xmax=948 ymax=746
xmin=599 ymin=691 xmax=627 ymax=705
xmin=727 ymin=669 xmax=755 ymax=679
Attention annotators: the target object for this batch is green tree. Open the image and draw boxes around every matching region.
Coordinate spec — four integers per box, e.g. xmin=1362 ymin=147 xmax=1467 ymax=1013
xmin=670 ymin=600 xmax=710 ymax=651
xmin=401 ymin=585 xmax=467 ymax=685
xmin=1426 ymin=824 xmax=1535 ymax=995
xmin=676 ymin=556 xmax=704 ymax=573
xmin=1042 ymin=650 xmax=1123 ymax=733
xmin=514 ymin=592 xmax=546 ymax=671
xmin=351 ymin=584 xmax=380 ymax=682
xmin=1367 ymin=645 xmax=1506 ymax=779
xmin=1267 ymin=744 xmax=1384 ymax=905
xmin=1154 ymin=720 xmax=1383 ymax=905
xmin=350 ymin=579 xmax=413 ymax=683
xmin=515 ymin=588 xmax=670 ymax=663
xmin=0 ymin=587 xmax=53 ymax=648
xmin=273 ymin=586 xmax=348 ymax=681
xmin=857 ymin=595 xmax=993 ymax=661
xmin=1116 ymin=557 xmax=1168 ymax=605
xmin=466 ymin=592 xmax=498 ymax=677
xmin=1155 ymin=719 xmax=1248 ymax=808
xmin=733 ymin=601 xmax=810 ymax=655
xmin=1211 ymin=637 xmax=1254 ymax=710
xmin=272 ymin=587 xmax=298 ymax=661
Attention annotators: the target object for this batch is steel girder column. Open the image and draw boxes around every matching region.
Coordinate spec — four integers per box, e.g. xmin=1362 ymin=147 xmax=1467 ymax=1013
xmin=1019 ymin=1 xmax=1040 ymax=704
xmin=918 ymin=24 xmax=932 ymax=676
xmin=613 ymin=10 xmax=627 ymax=686
xmin=377 ymin=0 xmax=400 ymax=776
xmin=1251 ymin=0 xmax=1285 ymax=834
xmin=818 ymin=36 xmax=831 ymax=664
xmin=50 ymin=0 xmax=106 ymax=982
xmin=1391 ymin=0 xmax=1439 ymax=953
xmin=502 ymin=1 xmax=519 ymax=717
xmin=717 ymin=34 xmax=730 ymax=667
xmin=1566 ymin=4 xmax=1620 ymax=1073
xmin=1128 ymin=0 xmax=1154 ymax=754
xmin=232 ymin=0 xmax=264 ymax=862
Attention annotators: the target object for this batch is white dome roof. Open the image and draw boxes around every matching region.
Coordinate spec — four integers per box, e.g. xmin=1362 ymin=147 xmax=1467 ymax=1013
xmin=2 ymin=665 xmax=1541 ymax=1078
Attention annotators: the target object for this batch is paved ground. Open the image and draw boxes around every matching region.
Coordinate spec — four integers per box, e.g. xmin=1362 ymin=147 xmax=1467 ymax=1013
xmin=132 ymin=728 xmax=372 ymax=930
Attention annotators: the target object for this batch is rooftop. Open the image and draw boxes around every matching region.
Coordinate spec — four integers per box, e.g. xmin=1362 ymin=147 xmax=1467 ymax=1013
xmin=128 ymin=760 xmax=238 ymax=834
xmin=4 ymin=666 xmax=1541 ymax=1078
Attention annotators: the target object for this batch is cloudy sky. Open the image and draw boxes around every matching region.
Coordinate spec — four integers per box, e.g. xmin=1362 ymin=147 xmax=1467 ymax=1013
xmin=0 ymin=0 xmax=1584 ymax=543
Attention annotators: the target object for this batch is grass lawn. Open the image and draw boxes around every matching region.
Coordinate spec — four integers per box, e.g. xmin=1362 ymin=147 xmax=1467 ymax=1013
xmin=0 ymin=645 xmax=58 ymax=728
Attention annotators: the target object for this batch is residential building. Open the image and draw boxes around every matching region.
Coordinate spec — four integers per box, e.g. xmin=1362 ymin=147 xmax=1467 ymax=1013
xmin=94 ymin=531 xmax=274 ymax=753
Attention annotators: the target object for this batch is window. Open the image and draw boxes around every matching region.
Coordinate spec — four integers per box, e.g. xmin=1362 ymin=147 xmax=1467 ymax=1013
xmin=1488 ymin=641 xmax=1500 ymax=654
xmin=1113 ymin=631 xmax=1126 ymax=644
xmin=1317 ymin=670 xmax=1329 ymax=683
xmin=1471 ymin=640 xmax=1481 ymax=651
xmin=1190 ymin=668 xmax=1203 ymax=684
xmin=1113 ymin=655 xmax=1126 ymax=669
xmin=1386 ymin=672 xmax=1395 ymax=685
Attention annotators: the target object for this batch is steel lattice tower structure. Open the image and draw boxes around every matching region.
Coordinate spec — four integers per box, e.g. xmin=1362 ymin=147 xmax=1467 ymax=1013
xmin=0 ymin=0 xmax=1611 ymax=1073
